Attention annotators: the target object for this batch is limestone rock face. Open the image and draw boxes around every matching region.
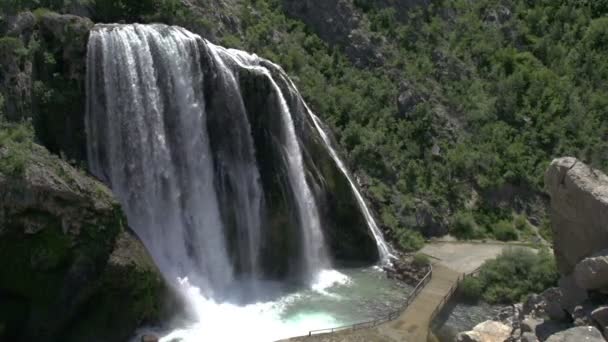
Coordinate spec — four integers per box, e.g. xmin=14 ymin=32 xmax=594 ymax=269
xmin=574 ymin=249 xmax=608 ymax=290
xmin=0 ymin=143 xmax=172 ymax=342
xmin=545 ymin=157 xmax=608 ymax=275
xmin=545 ymin=326 xmax=604 ymax=342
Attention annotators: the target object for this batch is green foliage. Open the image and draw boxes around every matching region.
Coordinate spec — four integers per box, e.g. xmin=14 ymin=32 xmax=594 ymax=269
xmin=466 ymin=248 xmax=559 ymax=304
xmin=0 ymin=119 xmax=34 ymax=176
xmin=493 ymin=220 xmax=518 ymax=242
xmin=451 ymin=211 xmax=481 ymax=239
xmin=460 ymin=276 xmax=483 ymax=302
xmin=0 ymin=37 xmax=28 ymax=63
xmin=413 ymin=253 xmax=430 ymax=268
xmin=396 ymin=229 xmax=425 ymax=252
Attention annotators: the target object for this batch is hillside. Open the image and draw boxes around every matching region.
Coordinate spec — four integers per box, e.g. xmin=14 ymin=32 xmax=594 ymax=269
xmin=2 ymin=0 xmax=608 ymax=251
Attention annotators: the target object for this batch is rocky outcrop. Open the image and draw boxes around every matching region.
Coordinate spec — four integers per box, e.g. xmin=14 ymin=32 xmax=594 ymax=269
xmin=458 ymin=159 xmax=608 ymax=341
xmin=282 ymin=0 xmax=384 ymax=67
xmin=456 ymin=320 xmax=511 ymax=342
xmin=545 ymin=326 xmax=604 ymax=342
xmin=574 ymin=249 xmax=608 ymax=291
xmin=545 ymin=157 xmax=608 ymax=275
xmin=0 ymin=11 xmax=92 ymax=162
xmin=0 ymin=142 xmax=173 ymax=341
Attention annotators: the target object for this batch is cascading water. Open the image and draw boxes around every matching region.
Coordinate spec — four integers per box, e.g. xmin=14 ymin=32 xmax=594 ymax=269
xmin=86 ymin=25 xmax=234 ymax=296
xmin=86 ymin=23 xmax=394 ymax=341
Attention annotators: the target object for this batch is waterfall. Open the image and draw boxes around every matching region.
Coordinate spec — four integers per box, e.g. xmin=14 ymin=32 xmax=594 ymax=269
xmin=86 ymin=23 xmax=390 ymax=306
xmin=281 ymin=76 xmax=393 ymax=263
xmin=86 ymin=25 xmax=234 ymax=296
xmin=207 ymin=43 xmax=330 ymax=276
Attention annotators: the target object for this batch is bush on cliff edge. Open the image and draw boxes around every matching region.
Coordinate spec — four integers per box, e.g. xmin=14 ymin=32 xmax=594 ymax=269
xmin=460 ymin=248 xmax=559 ymax=304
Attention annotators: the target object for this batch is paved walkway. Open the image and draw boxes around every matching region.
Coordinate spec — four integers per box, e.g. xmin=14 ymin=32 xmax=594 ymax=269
xmin=282 ymin=242 xmax=520 ymax=342
xmin=284 ymin=263 xmax=462 ymax=342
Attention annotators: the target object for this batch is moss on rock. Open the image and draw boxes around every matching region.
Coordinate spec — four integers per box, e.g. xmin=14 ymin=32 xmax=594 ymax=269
xmin=0 ymin=141 xmax=173 ymax=342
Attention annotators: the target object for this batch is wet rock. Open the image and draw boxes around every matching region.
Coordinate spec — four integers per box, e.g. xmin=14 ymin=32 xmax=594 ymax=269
xmin=545 ymin=326 xmax=604 ymax=342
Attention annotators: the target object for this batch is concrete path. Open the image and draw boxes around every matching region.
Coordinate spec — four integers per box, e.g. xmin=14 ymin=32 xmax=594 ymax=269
xmin=284 ymin=263 xmax=461 ymax=342
xmin=282 ymin=242 xmax=524 ymax=342
xmin=420 ymin=241 xmax=512 ymax=274
xmin=377 ymin=263 xmax=461 ymax=342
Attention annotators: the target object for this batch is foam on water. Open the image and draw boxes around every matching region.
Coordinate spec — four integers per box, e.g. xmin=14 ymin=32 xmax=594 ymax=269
xmin=154 ymin=271 xmax=348 ymax=342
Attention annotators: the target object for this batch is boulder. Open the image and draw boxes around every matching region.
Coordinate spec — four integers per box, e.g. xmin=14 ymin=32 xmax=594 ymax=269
xmin=545 ymin=157 xmax=608 ymax=275
xmin=521 ymin=332 xmax=539 ymax=342
xmin=460 ymin=320 xmax=512 ymax=342
xmin=0 ymin=143 xmax=173 ymax=341
xmin=521 ymin=318 xmax=542 ymax=334
xmin=572 ymin=302 xmax=595 ymax=327
xmin=457 ymin=331 xmax=482 ymax=342
xmin=558 ymin=275 xmax=588 ymax=314
xmin=574 ymin=249 xmax=608 ymax=290
xmin=535 ymin=320 xmax=572 ymax=341
xmin=545 ymin=326 xmax=604 ymax=342
xmin=591 ymin=306 xmax=608 ymax=329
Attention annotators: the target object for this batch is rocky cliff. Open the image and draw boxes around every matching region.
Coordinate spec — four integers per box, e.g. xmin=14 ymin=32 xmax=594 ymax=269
xmin=0 ymin=136 xmax=173 ymax=342
xmin=458 ymin=158 xmax=608 ymax=342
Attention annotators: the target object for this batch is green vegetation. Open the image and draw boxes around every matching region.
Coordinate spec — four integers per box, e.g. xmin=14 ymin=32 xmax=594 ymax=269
xmin=413 ymin=253 xmax=431 ymax=268
xmin=0 ymin=119 xmax=34 ymax=176
xmin=460 ymin=248 xmax=559 ymax=304
xmin=4 ymin=0 xmax=607 ymax=248
xmin=396 ymin=228 xmax=425 ymax=252
xmin=223 ymin=0 xmax=608 ymax=245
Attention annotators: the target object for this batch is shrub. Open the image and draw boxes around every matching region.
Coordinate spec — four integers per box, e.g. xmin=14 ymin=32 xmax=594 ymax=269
xmin=493 ymin=220 xmax=518 ymax=241
xmin=460 ymin=277 xmax=483 ymax=302
xmin=396 ymin=229 xmax=424 ymax=252
xmin=0 ymin=120 xmax=34 ymax=176
xmin=413 ymin=253 xmax=430 ymax=268
xmin=473 ymin=248 xmax=559 ymax=304
xmin=451 ymin=211 xmax=481 ymax=239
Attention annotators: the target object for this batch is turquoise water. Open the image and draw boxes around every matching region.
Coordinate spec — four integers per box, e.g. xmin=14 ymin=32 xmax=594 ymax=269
xmin=138 ymin=267 xmax=412 ymax=342
xmin=432 ymin=300 xmax=507 ymax=341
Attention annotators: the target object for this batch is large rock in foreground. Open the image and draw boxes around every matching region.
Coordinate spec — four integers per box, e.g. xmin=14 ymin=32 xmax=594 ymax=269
xmin=545 ymin=326 xmax=604 ymax=342
xmin=0 ymin=142 xmax=172 ymax=341
xmin=456 ymin=320 xmax=511 ymax=342
xmin=545 ymin=157 xmax=608 ymax=275
xmin=574 ymin=249 xmax=608 ymax=290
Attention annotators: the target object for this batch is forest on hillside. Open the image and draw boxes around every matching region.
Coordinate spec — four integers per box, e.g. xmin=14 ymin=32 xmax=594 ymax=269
xmin=2 ymin=0 xmax=608 ymax=251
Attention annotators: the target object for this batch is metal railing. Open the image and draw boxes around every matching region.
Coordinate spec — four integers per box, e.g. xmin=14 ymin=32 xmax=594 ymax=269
xmin=429 ymin=266 xmax=482 ymax=322
xmin=303 ymin=264 xmax=434 ymax=337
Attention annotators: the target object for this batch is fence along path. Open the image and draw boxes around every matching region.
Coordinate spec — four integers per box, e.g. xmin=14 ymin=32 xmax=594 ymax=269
xmin=282 ymin=241 xmax=513 ymax=342
xmin=306 ymin=265 xmax=433 ymax=336
xmin=282 ymin=262 xmax=463 ymax=342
